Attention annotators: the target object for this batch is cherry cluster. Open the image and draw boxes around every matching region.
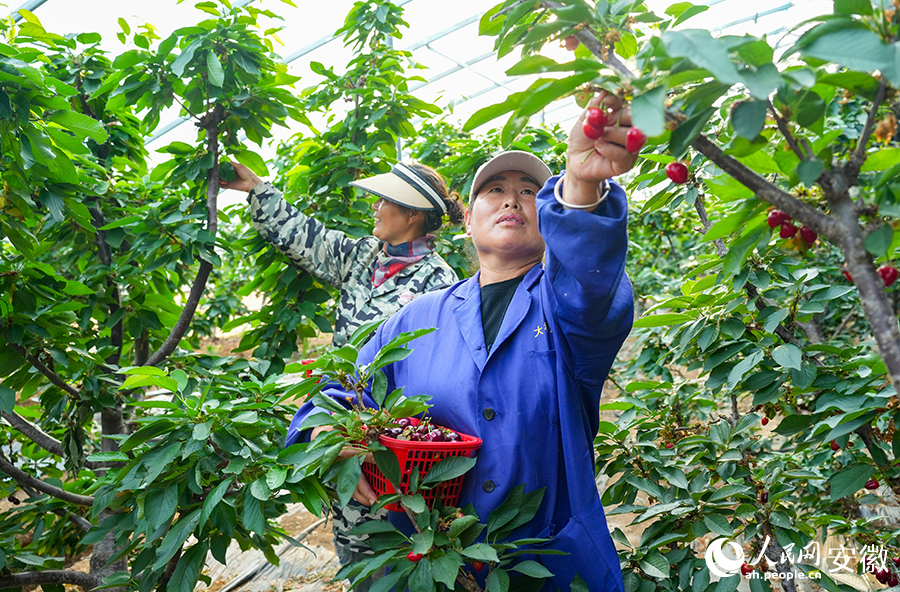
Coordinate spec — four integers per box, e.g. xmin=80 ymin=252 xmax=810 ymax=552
xmin=384 ymin=417 xmax=461 ymax=443
xmin=581 ymin=107 xmax=647 ymax=154
xmin=863 ymin=556 xmax=900 ymax=587
xmin=843 ymin=266 xmax=898 ymax=287
xmin=767 ymin=209 xmax=816 ymax=246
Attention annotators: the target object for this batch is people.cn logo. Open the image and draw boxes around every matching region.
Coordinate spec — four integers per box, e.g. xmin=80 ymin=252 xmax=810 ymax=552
xmin=704 ymin=538 xmax=745 ymax=577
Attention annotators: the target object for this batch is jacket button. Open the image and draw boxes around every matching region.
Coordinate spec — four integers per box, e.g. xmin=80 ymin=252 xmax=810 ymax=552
xmin=482 ymin=480 xmax=495 ymax=493
xmin=482 ymin=408 xmax=496 ymax=420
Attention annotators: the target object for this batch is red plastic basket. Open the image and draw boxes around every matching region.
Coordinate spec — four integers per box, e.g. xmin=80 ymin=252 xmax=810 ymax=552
xmin=362 ymin=419 xmax=482 ymax=512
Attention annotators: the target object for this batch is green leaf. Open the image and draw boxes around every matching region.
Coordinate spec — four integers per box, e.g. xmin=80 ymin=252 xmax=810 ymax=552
xmin=772 ymin=344 xmax=802 ymax=370
xmin=704 ymin=514 xmax=733 ymax=537
xmin=172 ymin=40 xmax=200 ymax=77
xmin=487 ymin=569 xmax=510 ymax=592
xmin=336 ymin=456 xmax=363 ymax=507
xmin=670 ymin=108 xmax=715 ymax=159
xmin=797 ymin=159 xmax=824 ymax=187
xmin=510 ymin=560 xmax=554 ymax=578
xmin=639 ymin=552 xmax=670 ymax=579
xmin=430 ymin=551 xmax=463 ymax=588
xmin=835 ymin=0 xmax=872 ymax=15
xmin=420 ymin=455 xmax=476 ymax=488
xmin=723 ymin=227 xmax=766 ymax=277
xmin=49 ymin=110 xmax=108 ymax=144
xmin=234 ymin=150 xmax=269 ymax=177
xmin=152 ymin=508 xmax=201 ymax=570
xmin=865 ymin=224 xmax=893 ymax=258
xmin=461 ymin=543 xmax=500 ymax=562
xmin=662 ymin=30 xmax=741 ymax=84
xmin=827 ymin=462 xmax=875 ymax=501
xmin=372 ymin=448 xmax=402 ymax=490
xmin=266 ymin=466 xmax=288 ymax=490
xmin=631 ymin=86 xmax=667 ymax=138
xmin=731 ymin=100 xmax=767 ymax=139
xmin=242 ymin=495 xmax=266 ymax=534
xmin=206 ymin=51 xmax=224 ymax=87
xmin=168 ymin=542 xmax=207 ymax=592
xmin=86 ymin=451 xmax=129 ymax=462
xmin=0 ymin=385 xmax=15 ymax=414
xmin=122 ymin=374 xmax=179 ymax=393
xmin=63 ymin=280 xmax=95 ymax=296
xmin=201 ymin=480 xmax=231 ymax=524
xmin=633 ymin=313 xmax=693 ymax=328
xmin=861 ymin=147 xmax=900 ymax=171
xmin=801 ymin=28 xmax=897 ymax=84
xmin=448 ymin=514 xmax=479 ymax=539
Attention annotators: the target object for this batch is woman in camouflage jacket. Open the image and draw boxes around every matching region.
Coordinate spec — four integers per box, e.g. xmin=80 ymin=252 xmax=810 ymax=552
xmin=220 ymin=161 xmax=464 ymax=588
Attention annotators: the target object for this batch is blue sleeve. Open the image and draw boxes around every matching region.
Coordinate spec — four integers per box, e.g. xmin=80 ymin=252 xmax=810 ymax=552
xmin=284 ymin=324 xmax=398 ymax=447
xmin=537 ymin=173 xmax=634 ymax=384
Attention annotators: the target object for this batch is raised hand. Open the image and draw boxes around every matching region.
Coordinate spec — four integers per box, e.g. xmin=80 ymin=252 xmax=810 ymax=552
xmin=219 ymin=161 xmax=263 ymax=193
xmin=565 ymin=91 xmax=641 ymax=194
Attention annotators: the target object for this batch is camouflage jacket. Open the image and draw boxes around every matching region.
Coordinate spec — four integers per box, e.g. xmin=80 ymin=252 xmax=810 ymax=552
xmin=248 ymin=183 xmax=458 ymax=346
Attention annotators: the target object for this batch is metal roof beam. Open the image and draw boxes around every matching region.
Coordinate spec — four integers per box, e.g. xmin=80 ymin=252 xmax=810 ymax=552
xmin=9 ymin=0 xmax=49 ymax=22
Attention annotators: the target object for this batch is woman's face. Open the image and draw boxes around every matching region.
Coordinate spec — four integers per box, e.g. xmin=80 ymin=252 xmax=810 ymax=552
xmin=372 ymin=198 xmax=423 ymax=245
xmin=465 ymin=170 xmax=545 ymax=261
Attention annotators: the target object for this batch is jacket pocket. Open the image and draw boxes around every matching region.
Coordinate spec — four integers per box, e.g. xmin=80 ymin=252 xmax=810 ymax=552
xmin=529 ymin=350 xmax=561 ymax=426
xmin=534 ymin=509 xmax=623 ymax=592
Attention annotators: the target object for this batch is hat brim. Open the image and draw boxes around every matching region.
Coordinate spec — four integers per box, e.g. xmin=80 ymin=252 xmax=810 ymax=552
xmin=350 ymin=170 xmax=437 ymax=211
xmin=470 ymin=151 xmax=552 ymax=201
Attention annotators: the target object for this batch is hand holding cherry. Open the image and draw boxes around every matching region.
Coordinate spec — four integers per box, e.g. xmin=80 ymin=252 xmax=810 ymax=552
xmin=566 ymin=92 xmax=641 ymax=204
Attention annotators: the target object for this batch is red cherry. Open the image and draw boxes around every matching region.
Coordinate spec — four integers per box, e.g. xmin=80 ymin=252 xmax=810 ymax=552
xmin=864 ymin=479 xmax=879 ymax=490
xmin=800 ymin=226 xmax=817 ymax=246
xmin=665 ymin=162 xmax=689 ymax=185
xmin=740 ymin=563 xmax=753 ymax=576
xmin=844 ymin=270 xmax=853 ymax=282
xmin=301 ymin=358 xmax=315 ymax=379
xmin=766 ymin=210 xmax=791 ymax=228
xmin=665 ymin=442 xmax=674 ymax=449
xmin=830 ymin=440 xmax=840 ymax=451
xmin=875 ymin=569 xmax=889 ymax=584
xmin=887 ymin=573 xmax=899 ymax=587
xmin=779 ymin=222 xmax=798 ymax=239
xmin=583 ymin=121 xmax=603 ymax=140
xmin=586 ymin=107 xmax=607 ymax=130
xmin=472 ymin=560 xmax=485 ymax=571
xmin=892 ymin=557 xmax=900 ymax=567
xmin=625 ymin=127 xmax=647 ymax=153
xmin=407 ymin=551 xmax=424 ymax=562
xmin=761 ymin=417 xmax=769 ymax=426
xmin=878 ymin=265 xmax=898 ymax=287
xmin=759 ymin=491 xmax=769 ymax=503
xmin=848 ymin=441 xmax=855 ymax=447
xmin=564 ymin=35 xmax=579 ymax=51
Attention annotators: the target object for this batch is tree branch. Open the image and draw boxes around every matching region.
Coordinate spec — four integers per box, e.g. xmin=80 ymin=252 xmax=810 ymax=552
xmin=693 ymin=193 xmax=727 ymax=257
xmin=691 ymin=135 xmax=838 ymax=240
xmin=145 ymin=109 xmax=223 ymax=367
xmin=549 ymin=5 xmax=839 ymax=242
xmin=1 ymin=410 xmax=62 ymax=455
xmin=0 ymin=456 xmax=94 ymax=506
xmin=695 ymin=194 xmax=823 ymax=364
xmin=53 ymin=508 xmax=92 ymax=532
xmin=850 ymin=77 xmax=889 ymax=170
xmin=0 ymin=570 xmax=101 ymax=590
xmin=0 ymin=410 xmax=102 ymax=471
xmin=826 ymin=184 xmax=900 ymax=393
xmin=769 ymin=100 xmax=808 ymax=161
xmin=90 ymin=206 xmax=124 ymax=368
xmin=5 ymin=341 xmax=81 ymax=398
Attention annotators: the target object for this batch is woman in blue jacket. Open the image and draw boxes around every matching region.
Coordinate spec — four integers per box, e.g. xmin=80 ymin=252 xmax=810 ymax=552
xmin=290 ymin=92 xmax=638 ymax=592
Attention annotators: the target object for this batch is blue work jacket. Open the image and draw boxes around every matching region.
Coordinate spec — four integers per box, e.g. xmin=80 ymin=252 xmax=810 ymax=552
xmin=288 ymin=173 xmax=634 ymax=591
